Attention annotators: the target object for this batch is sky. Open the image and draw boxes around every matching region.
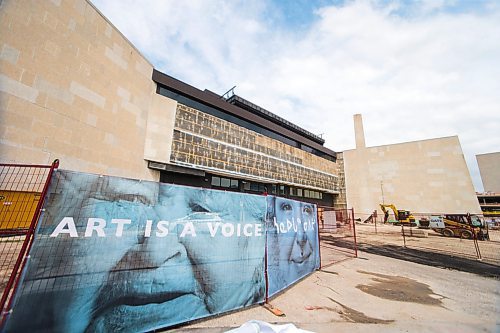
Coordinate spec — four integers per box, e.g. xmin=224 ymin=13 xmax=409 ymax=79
xmin=92 ymin=0 xmax=500 ymax=192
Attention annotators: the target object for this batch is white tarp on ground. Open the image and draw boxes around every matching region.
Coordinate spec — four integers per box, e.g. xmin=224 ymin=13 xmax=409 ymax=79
xmin=226 ymin=320 xmax=314 ymax=333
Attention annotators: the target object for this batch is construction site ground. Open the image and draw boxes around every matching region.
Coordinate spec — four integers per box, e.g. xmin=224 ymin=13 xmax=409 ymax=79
xmin=172 ymin=225 xmax=500 ymax=333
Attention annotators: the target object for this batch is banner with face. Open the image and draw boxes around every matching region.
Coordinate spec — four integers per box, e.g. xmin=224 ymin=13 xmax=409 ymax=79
xmin=3 ymin=170 xmax=266 ymax=333
xmin=266 ymin=196 xmax=320 ymax=297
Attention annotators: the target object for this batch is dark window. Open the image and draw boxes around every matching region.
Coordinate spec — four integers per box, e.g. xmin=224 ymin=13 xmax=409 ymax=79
xmin=230 ymin=179 xmax=239 ymax=189
xmin=211 ymin=176 xmax=220 ymax=186
xmin=220 ymin=178 xmax=231 ymax=187
xmin=279 ymin=185 xmax=285 ymax=196
xmin=157 ymin=85 xmax=336 ymax=162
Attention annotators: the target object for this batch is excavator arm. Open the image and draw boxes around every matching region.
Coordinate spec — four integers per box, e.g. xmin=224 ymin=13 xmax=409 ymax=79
xmin=379 ymin=204 xmax=399 ymax=223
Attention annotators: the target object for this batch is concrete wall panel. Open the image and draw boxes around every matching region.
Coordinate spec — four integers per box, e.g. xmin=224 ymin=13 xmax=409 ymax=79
xmin=0 ymin=0 xmax=160 ymax=181
xmin=344 ymin=136 xmax=481 ymax=215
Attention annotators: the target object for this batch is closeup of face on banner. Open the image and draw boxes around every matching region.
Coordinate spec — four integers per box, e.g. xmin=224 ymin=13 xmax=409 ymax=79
xmin=266 ymin=196 xmax=320 ymax=296
xmin=3 ymin=170 xmax=266 ymax=333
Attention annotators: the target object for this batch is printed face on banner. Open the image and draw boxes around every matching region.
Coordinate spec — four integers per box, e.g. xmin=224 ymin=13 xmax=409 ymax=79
xmin=4 ymin=171 xmax=266 ymax=333
xmin=266 ymin=196 xmax=320 ymax=296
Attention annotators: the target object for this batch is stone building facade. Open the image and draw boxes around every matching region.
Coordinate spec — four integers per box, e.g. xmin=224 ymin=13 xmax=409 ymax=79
xmin=0 ymin=0 xmax=343 ymax=207
xmin=344 ymin=114 xmax=481 ymax=216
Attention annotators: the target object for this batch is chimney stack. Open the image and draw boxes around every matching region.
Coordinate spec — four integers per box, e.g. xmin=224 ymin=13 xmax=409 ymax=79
xmin=353 ymin=114 xmax=366 ymax=149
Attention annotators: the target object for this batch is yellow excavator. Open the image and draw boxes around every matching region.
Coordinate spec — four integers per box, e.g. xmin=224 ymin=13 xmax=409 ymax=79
xmin=379 ymin=204 xmax=429 ymax=228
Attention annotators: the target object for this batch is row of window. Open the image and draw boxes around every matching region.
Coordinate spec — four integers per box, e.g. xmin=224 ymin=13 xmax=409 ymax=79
xmin=211 ymin=176 xmax=239 ymax=189
xmin=289 ymin=187 xmax=323 ymax=199
xmin=211 ymin=176 xmax=323 ymax=200
xmin=157 ymin=86 xmax=336 ymax=162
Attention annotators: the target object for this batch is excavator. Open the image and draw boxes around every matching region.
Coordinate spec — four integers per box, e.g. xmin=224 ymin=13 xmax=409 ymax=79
xmin=379 ymin=204 xmax=430 ymax=228
xmin=433 ymin=214 xmax=489 ymax=240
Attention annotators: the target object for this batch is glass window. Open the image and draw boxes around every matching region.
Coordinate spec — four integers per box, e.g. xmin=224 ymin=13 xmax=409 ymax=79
xmin=271 ymin=185 xmax=277 ymax=194
xmin=319 ymin=192 xmax=323 ymax=199
xmin=279 ymin=185 xmax=285 ymax=195
xmin=230 ymin=179 xmax=239 ymax=189
xmin=211 ymin=176 xmax=220 ymax=186
xmin=243 ymin=182 xmax=250 ymax=190
xmin=290 ymin=188 xmax=296 ymax=196
xmin=157 ymin=85 xmax=337 ymax=162
xmin=250 ymin=183 xmax=259 ymax=191
xmin=220 ymin=178 xmax=230 ymax=187
xmin=297 ymin=189 xmax=303 ymax=197
xmin=304 ymin=190 xmax=310 ymax=198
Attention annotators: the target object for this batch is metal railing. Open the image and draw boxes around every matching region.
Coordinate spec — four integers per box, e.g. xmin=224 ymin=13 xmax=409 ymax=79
xmin=0 ymin=160 xmax=59 ymax=325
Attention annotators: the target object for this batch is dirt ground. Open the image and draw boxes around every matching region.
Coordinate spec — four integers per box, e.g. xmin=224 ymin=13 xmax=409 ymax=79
xmin=0 ymin=236 xmax=25 ymax=292
xmin=1 ymin=229 xmax=499 ymax=332
xmin=172 ymin=228 xmax=500 ymax=333
xmin=354 ymin=223 xmax=500 ymax=268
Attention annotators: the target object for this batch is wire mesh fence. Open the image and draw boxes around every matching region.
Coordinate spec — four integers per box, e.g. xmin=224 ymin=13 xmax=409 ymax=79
xmin=353 ymin=211 xmax=500 ymax=268
xmin=0 ymin=161 xmax=58 ymax=326
xmin=0 ymin=168 xmax=338 ymax=332
xmin=317 ymin=207 xmax=357 ymax=267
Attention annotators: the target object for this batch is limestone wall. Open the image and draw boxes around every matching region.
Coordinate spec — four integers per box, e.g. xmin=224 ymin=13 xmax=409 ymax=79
xmin=0 ymin=0 xmax=167 ymax=181
xmin=476 ymin=152 xmax=500 ymax=193
xmin=171 ymin=104 xmax=339 ymax=192
xmin=344 ymin=136 xmax=481 ymax=215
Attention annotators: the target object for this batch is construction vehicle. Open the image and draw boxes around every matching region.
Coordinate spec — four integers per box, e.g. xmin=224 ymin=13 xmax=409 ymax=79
xmin=0 ymin=190 xmax=41 ymax=236
xmin=433 ymin=214 xmax=489 ymax=240
xmin=379 ymin=204 xmax=430 ymax=228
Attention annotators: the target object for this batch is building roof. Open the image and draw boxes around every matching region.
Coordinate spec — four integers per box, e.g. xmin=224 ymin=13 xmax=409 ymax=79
xmin=152 ymin=69 xmax=336 ymax=159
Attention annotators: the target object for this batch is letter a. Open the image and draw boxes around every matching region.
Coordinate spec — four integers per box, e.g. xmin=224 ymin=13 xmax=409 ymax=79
xmin=50 ymin=217 xmax=78 ymax=237
xmin=180 ymin=222 xmax=196 ymax=237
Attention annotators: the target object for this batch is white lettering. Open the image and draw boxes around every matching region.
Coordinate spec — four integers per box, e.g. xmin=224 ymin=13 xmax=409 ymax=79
xmin=156 ymin=221 xmax=169 ymax=237
xmin=255 ymin=223 xmax=262 ymax=236
xmin=112 ymin=219 xmax=131 ymax=237
xmin=208 ymin=222 xmax=221 ymax=237
xmin=50 ymin=217 xmax=78 ymax=237
xmin=243 ymin=223 xmax=253 ymax=236
xmin=222 ymin=223 xmax=234 ymax=237
xmin=180 ymin=222 xmax=196 ymax=237
xmin=145 ymin=220 xmax=153 ymax=237
xmin=85 ymin=218 xmax=106 ymax=237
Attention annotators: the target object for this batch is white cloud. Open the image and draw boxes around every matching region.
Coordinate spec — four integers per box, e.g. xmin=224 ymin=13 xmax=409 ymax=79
xmin=92 ymin=0 xmax=500 ymax=191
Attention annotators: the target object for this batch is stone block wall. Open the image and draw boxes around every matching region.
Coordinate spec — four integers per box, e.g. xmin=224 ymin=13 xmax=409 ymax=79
xmin=0 ymin=0 xmax=161 ymax=181
xmin=171 ymin=104 xmax=339 ymax=192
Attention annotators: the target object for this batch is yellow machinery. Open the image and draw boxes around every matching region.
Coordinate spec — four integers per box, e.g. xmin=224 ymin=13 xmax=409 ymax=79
xmin=434 ymin=214 xmax=489 ymax=240
xmin=379 ymin=204 xmax=428 ymax=227
xmin=0 ymin=190 xmax=41 ymax=234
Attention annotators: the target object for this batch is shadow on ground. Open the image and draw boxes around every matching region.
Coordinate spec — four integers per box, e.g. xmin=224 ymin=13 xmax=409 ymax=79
xmin=321 ymin=235 xmax=499 ymax=279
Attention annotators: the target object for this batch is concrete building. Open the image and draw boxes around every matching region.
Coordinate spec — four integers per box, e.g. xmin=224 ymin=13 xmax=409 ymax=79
xmin=476 ymin=152 xmax=500 ymax=193
xmin=0 ymin=0 xmax=342 ymax=207
xmin=476 ymin=152 xmax=500 ymax=220
xmin=344 ymin=114 xmax=481 ymax=217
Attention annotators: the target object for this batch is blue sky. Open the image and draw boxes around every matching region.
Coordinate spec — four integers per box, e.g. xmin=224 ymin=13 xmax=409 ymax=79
xmin=93 ymin=0 xmax=500 ymax=192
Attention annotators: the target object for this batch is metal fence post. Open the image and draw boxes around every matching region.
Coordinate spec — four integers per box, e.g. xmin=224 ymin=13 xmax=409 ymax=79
xmin=317 ymin=207 xmax=322 ymax=269
xmin=351 ymin=207 xmax=358 ymax=258
xmin=401 ymin=225 xmax=407 ymax=248
xmin=0 ymin=160 xmax=59 ymax=327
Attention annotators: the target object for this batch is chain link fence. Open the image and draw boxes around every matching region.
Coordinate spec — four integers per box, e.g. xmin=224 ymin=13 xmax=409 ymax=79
xmin=317 ymin=207 xmax=357 ymax=268
xmin=0 ymin=161 xmax=58 ymax=325
xmin=354 ymin=211 xmax=499 ymax=276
